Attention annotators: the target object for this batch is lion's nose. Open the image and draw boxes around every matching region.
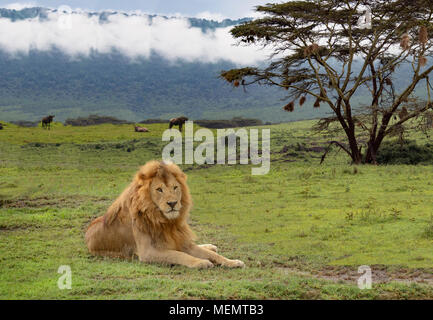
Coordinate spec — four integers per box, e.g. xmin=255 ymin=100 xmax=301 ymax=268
xmin=167 ymin=201 xmax=178 ymax=209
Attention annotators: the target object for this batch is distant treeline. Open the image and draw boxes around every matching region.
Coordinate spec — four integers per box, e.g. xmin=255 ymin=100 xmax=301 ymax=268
xmin=8 ymin=115 xmax=266 ymax=128
xmin=64 ymin=115 xmax=132 ymax=126
xmin=141 ymin=117 xmax=265 ymax=129
xmin=11 ymin=120 xmax=40 ymax=127
xmin=195 ymin=117 xmax=265 ymax=128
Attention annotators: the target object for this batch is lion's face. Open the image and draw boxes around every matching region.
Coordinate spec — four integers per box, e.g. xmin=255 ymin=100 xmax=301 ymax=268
xmin=149 ymin=173 xmax=183 ymax=220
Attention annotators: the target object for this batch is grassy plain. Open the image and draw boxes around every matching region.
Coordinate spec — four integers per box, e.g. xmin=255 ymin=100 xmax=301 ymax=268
xmin=0 ymin=120 xmax=433 ymax=299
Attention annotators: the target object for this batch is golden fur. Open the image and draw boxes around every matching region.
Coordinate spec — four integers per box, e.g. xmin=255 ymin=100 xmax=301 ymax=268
xmin=85 ymin=160 xmax=245 ymax=268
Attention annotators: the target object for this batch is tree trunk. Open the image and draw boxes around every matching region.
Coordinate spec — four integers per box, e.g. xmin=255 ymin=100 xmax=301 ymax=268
xmin=345 ymin=125 xmax=362 ymax=164
xmin=364 ymin=142 xmax=378 ymax=164
xmin=351 ymin=148 xmax=363 ymax=164
xmin=364 ymin=134 xmax=386 ymax=164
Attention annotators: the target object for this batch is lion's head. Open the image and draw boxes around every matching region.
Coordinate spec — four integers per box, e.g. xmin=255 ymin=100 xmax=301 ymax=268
xmin=132 ymin=160 xmax=191 ymax=222
xmin=149 ymin=166 xmax=183 ymax=219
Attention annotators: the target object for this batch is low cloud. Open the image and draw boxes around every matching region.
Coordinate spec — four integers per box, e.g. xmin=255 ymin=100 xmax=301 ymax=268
xmin=195 ymin=11 xmax=227 ymax=22
xmin=0 ymin=9 xmax=270 ymax=65
xmin=3 ymin=2 xmax=36 ymax=10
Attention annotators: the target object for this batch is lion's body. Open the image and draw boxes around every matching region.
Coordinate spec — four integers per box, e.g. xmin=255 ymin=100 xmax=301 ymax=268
xmin=85 ymin=160 xmax=244 ymax=268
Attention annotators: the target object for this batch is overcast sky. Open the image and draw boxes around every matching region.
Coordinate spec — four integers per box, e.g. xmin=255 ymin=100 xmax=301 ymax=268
xmin=0 ymin=1 xmax=274 ymax=19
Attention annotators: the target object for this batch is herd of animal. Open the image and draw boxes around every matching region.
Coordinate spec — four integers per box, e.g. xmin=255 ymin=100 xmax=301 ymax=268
xmin=0 ymin=116 xmax=189 ymax=132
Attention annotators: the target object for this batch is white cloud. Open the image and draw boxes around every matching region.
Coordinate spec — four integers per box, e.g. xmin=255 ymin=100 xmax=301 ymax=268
xmin=3 ymin=2 xmax=37 ymax=10
xmin=195 ymin=11 xmax=226 ymax=22
xmin=0 ymin=9 xmax=269 ymax=65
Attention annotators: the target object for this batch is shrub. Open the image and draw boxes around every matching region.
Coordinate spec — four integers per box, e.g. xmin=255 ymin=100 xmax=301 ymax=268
xmin=65 ymin=115 xmax=131 ymax=126
xmin=376 ymin=140 xmax=433 ymax=165
xmin=11 ymin=120 xmax=39 ymax=127
xmin=195 ymin=117 xmax=263 ymax=129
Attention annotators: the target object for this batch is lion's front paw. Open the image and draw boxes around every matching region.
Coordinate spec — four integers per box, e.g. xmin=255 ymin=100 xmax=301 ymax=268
xmin=224 ymin=259 xmax=245 ymax=268
xmin=200 ymin=244 xmax=218 ymax=252
xmin=192 ymin=259 xmax=214 ymax=269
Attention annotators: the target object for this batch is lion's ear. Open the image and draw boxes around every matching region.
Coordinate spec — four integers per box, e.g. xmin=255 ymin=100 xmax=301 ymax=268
xmin=175 ymin=171 xmax=187 ymax=182
xmin=165 ymin=162 xmax=187 ymax=181
xmin=136 ymin=161 xmax=160 ymax=183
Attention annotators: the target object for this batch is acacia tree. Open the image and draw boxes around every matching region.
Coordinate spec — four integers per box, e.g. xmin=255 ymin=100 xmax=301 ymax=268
xmin=221 ymin=0 xmax=433 ymax=164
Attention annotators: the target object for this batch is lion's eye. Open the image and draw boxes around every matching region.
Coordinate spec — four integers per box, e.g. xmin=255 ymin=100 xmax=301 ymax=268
xmin=157 ymin=188 xmax=163 ymax=193
xmin=173 ymin=186 xmax=178 ymax=190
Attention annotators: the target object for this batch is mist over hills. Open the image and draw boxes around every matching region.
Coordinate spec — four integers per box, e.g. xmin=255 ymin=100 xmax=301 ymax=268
xmin=0 ymin=6 xmax=252 ymax=30
xmin=0 ymin=7 xmax=429 ymax=123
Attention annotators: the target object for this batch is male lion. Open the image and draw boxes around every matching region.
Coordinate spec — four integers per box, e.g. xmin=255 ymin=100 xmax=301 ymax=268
xmin=85 ymin=160 xmax=245 ymax=269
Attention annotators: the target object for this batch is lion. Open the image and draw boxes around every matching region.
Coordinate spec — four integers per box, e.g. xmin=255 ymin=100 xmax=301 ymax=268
xmin=85 ymin=160 xmax=245 ymax=269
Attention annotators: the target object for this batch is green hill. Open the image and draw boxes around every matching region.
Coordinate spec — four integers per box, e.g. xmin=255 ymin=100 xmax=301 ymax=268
xmin=0 ymin=50 xmax=334 ymax=123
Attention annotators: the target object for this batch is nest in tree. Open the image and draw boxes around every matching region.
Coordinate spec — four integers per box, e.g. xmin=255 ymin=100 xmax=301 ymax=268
xmin=420 ymin=56 xmax=428 ymax=67
xmin=419 ymin=26 xmax=428 ymax=45
xmin=314 ymin=99 xmax=321 ymax=108
xmin=299 ymin=96 xmax=306 ymax=106
xmin=400 ymin=33 xmax=410 ymax=51
xmin=385 ymin=78 xmax=393 ymax=86
xmin=303 ymin=43 xmax=320 ymax=57
xmin=220 ymin=68 xmax=256 ymax=84
xmin=399 ymin=106 xmax=409 ymax=119
xmin=283 ymin=101 xmax=295 ymax=112
xmin=319 ymin=88 xmax=327 ymax=99
xmin=282 ymin=78 xmax=291 ymax=90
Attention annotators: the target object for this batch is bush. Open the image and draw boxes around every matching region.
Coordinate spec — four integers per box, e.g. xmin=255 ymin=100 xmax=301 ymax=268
xmin=377 ymin=140 xmax=433 ymax=165
xmin=195 ymin=117 xmax=263 ymax=129
xmin=11 ymin=120 xmax=39 ymax=127
xmin=139 ymin=119 xmax=167 ymax=124
xmin=65 ymin=115 xmax=131 ymax=126
xmin=139 ymin=117 xmax=263 ymax=128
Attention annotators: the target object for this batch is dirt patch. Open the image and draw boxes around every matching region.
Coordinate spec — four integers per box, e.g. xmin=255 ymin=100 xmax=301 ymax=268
xmin=0 ymin=224 xmax=30 ymax=232
xmin=183 ymin=164 xmax=215 ymax=172
xmin=279 ymin=264 xmax=433 ymax=285
xmin=278 ymin=143 xmax=327 ymax=154
xmin=0 ymin=195 xmax=111 ymax=209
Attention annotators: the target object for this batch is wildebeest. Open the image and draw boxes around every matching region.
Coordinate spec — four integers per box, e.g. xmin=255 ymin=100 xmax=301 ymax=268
xmin=0 ymin=123 xmax=3 ymax=130
xmin=169 ymin=117 xmax=188 ymax=132
xmin=41 ymin=115 xmax=55 ymax=130
xmin=134 ymin=126 xmax=149 ymax=133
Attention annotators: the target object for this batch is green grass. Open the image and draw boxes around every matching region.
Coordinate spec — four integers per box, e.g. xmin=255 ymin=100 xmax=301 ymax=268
xmin=1 ymin=121 xmax=433 ymax=299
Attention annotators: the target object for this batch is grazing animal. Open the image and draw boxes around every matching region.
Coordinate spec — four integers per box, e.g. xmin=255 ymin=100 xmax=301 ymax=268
xmin=169 ymin=117 xmax=188 ymax=132
xmin=134 ymin=126 xmax=149 ymax=133
xmin=0 ymin=123 xmax=3 ymax=130
xmin=41 ymin=115 xmax=55 ymax=130
xmin=85 ymin=160 xmax=245 ymax=269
